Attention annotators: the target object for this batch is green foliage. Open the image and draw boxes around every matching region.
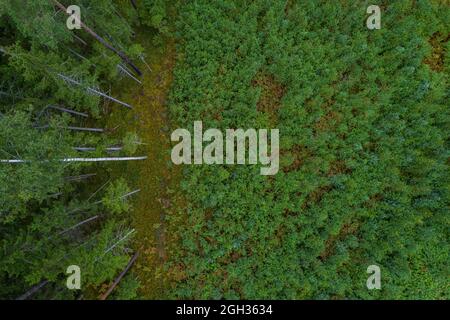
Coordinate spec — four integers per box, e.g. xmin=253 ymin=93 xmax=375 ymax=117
xmin=102 ymin=178 xmax=132 ymax=215
xmin=0 ymin=111 xmax=74 ymax=220
xmin=111 ymin=274 xmax=141 ymax=300
xmin=0 ymin=0 xmax=448 ymax=300
xmin=138 ymin=0 xmax=169 ymax=33
xmin=1 ymin=0 xmax=71 ymax=50
xmin=166 ymin=0 xmax=449 ymax=299
xmin=0 ymin=1 xmax=142 ymax=299
xmin=122 ymin=131 xmax=141 ymax=154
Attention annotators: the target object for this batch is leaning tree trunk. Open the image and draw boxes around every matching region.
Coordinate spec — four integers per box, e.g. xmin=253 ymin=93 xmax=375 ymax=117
xmin=36 ymin=124 xmax=104 ymax=132
xmin=65 ymin=173 xmax=97 ymax=181
xmin=57 ymin=73 xmax=133 ymax=109
xmin=103 ymin=229 xmax=136 ymax=256
xmin=99 ymin=252 xmax=139 ymax=300
xmin=58 ymin=215 xmax=99 ymax=236
xmin=49 ymin=105 xmax=88 ymax=118
xmin=92 ymin=189 xmax=140 ymax=206
xmin=73 ymin=34 xmax=87 ymax=46
xmin=117 ymin=64 xmax=142 ymax=84
xmin=16 ymin=280 xmax=49 ymax=300
xmin=52 ymin=0 xmax=142 ymax=76
xmin=130 ymin=0 xmax=138 ymax=10
xmin=1 ymin=156 xmax=147 ymax=163
xmin=74 ymin=146 xmax=123 ymax=152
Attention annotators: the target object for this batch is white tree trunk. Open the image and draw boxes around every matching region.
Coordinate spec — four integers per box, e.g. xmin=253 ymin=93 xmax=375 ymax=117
xmin=36 ymin=124 xmax=104 ymax=132
xmin=102 ymin=229 xmax=136 ymax=256
xmin=117 ymin=64 xmax=142 ymax=84
xmin=57 ymin=73 xmax=133 ymax=109
xmin=16 ymin=280 xmax=49 ymax=300
xmin=1 ymin=156 xmax=147 ymax=163
xmin=58 ymin=215 xmax=99 ymax=236
xmin=74 ymin=146 xmax=122 ymax=152
xmin=49 ymin=105 xmax=89 ymax=118
xmin=65 ymin=173 xmax=97 ymax=181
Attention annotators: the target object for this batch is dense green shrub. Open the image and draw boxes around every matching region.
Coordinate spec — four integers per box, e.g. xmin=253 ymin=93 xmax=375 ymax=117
xmin=166 ymin=0 xmax=449 ymax=299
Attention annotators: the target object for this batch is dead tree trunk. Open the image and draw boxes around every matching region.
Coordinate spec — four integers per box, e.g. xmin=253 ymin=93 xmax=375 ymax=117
xmin=57 ymin=73 xmax=133 ymax=109
xmin=92 ymin=189 xmax=140 ymax=206
xmin=103 ymin=229 xmax=136 ymax=256
xmin=49 ymin=105 xmax=89 ymax=118
xmin=73 ymin=34 xmax=87 ymax=46
xmin=74 ymin=146 xmax=122 ymax=152
xmin=140 ymin=55 xmax=152 ymax=72
xmin=99 ymin=252 xmax=139 ymax=300
xmin=16 ymin=280 xmax=49 ymax=300
xmin=1 ymin=156 xmax=147 ymax=163
xmin=120 ymin=189 xmax=141 ymax=199
xmin=65 ymin=173 xmax=96 ymax=181
xmin=58 ymin=215 xmax=99 ymax=236
xmin=66 ymin=126 xmax=103 ymax=132
xmin=52 ymin=0 xmax=142 ymax=76
xmin=130 ymin=0 xmax=138 ymax=10
xmin=36 ymin=124 xmax=104 ymax=132
xmin=117 ymin=64 xmax=142 ymax=84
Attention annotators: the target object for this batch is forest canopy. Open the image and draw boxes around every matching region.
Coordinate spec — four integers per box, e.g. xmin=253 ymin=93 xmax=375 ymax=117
xmin=0 ymin=0 xmax=448 ymax=300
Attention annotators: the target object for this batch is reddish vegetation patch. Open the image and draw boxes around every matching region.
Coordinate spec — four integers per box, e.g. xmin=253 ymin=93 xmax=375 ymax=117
xmin=314 ymin=110 xmax=342 ymax=132
xmin=252 ymin=72 xmax=286 ymax=123
xmin=424 ymin=32 xmax=449 ymax=72
xmin=328 ymin=160 xmax=351 ymax=177
xmin=320 ymin=221 xmax=360 ymax=261
xmin=302 ymin=185 xmax=332 ymax=210
xmin=282 ymin=145 xmax=311 ymax=173
xmin=363 ymin=193 xmax=384 ymax=209
xmin=284 ymin=0 xmax=294 ymax=16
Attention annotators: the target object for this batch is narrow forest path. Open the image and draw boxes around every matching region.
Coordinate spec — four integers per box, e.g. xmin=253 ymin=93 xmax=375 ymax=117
xmin=105 ymin=29 xmax=179 ymax=299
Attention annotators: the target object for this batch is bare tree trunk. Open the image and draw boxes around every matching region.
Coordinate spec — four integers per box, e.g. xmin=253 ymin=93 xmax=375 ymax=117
xmin=120 ymin=189 xmax=141 ymax=199
xmin=52 ymin=0 xmax=142 ymax=76
xmin=48 ymin=192 xmax=63 ymax=198
xmin=68 ymin=48 xmax=89 ymax=61
xmin=73 ymin=34 xmax=87 ymax=46
xmin=58 ymin=215 xmax=99 ymax=236
xmin=57 ymin=73 xmax=133 ymax=109
xmin=49 ymin=105 xmax=89 ymax=118
xmin=66 ymin=126 xmax=103 ymax=132
xmin=117 ymin=64 xmax=142 ymax=84
xmin=65 ymin=173 xmax=96 ymax=181
xmin=36 ymin=124 xmax=104 ymax=132
xmin=140 ymin=55 xmax=152 ymax=72
xmin=99 ymin=252 xmax=139 ymax=300
xmin=1 ymin=156 xmax=147 ymax=163
xmin=103 ymin=229 xmax=136 ymax=255
xmin=16 ymin=280 xmax=49 ymax=300
xmin=130 ymin=0 xmax=138 ymax=10
xmin=92 ymin=189 xmax=140 ymax=206
xmin=74 ymin=146 xmax=122 ymax=152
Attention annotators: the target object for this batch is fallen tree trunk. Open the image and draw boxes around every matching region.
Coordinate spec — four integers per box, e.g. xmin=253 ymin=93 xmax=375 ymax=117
xmin=58 ymin=215 xmax=99 ymax=236
xmin=49 ymin=105 xmax=88 ymax=118
xmin=74 ymin=146 xmax=123 ymax=152
xmin=1 ymin=156 xmax=147 ymax=163
xmin=57 ymin=73 xmax=133 ymax=109
xmin=52 ymin=0 xmax=142 ymax=76
xmin=65 ymin=173 xmax=97 ymax=181
xmin=99 ymin=252 xmax=139 ymax=300
xmin=36 ymin=124 xmax=104 ymax=132
xmin=117 ymin=64 xmax=142 ymax=84
xmin=16 ymin=280 xmax=49 ymax=300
